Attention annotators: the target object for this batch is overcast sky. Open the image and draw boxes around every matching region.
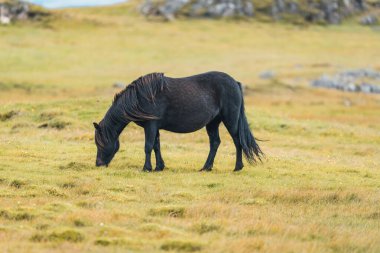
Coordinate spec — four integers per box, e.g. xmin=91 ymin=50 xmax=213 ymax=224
xmin=26 ymin=0 xmax=126 ymax=9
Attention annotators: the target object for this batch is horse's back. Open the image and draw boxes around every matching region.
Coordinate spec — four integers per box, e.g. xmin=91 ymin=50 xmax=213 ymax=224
xmin=156 ymin=72 xmax=242 ymax=133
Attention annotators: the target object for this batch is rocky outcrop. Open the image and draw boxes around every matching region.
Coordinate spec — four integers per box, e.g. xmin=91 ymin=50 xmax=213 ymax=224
xmin=0 ymin=0 xmax=48 ymax=25
xmin=140 ymin=0 xmax=378 ymax=24
xmin=311 ymin=69 xmax=380 ymax=94
xmin=269 ymin=0 xmax=369 ymax=24
xmin=141 ymin=0 xmax=254 ymax=20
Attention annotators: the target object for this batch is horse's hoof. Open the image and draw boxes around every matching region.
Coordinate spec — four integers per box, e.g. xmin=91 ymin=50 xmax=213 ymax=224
xmin=154 ymin=163 xmax=165 ymax=172
xmin=200 ymin=168 xmax=212 ymax=172
xmin=233 ymin=167 xmax=243 ymax=172
xmin=143 ymin=168 xmax=152 ymax=172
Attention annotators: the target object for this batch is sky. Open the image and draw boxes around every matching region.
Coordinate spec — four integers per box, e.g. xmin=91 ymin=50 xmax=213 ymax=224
xmin=26 ymin=0 xmax=126 ymax=9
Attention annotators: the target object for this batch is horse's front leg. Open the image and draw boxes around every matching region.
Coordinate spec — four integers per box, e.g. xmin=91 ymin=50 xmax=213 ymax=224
xmin=143 ymin=122 xmax=158 ymax=172
xmin=154 ymin=131 xmax=165 ymax=172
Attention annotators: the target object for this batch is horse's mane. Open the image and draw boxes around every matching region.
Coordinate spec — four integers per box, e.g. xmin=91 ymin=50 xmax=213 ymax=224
xmin=108 ymin=73 xmax=167 ymax=122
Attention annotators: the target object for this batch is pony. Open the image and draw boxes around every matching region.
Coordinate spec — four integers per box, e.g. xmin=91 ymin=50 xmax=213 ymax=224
xmin=94 ymin=71 xmax=263 ymax=171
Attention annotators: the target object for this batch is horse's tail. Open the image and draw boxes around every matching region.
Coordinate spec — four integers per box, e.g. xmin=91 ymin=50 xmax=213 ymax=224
xmin=237 ymin=82 xmax=264 ymax=163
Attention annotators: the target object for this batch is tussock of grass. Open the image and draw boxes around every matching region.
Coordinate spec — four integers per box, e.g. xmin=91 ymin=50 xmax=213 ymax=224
xmin=269 ymin=191 xmax=362 ymax=204
xmin=0 ymin=210 xmax=34 ymax=221
xmin=72 ymin=219 xmax=90 ymax=227
xmin=0 ymin=82 xmax=36 ymax=92
xmin=149 ymin=206 xmax=185 ymax=218
xmin=44 ymin=203 xmax=67 ymax=212
xmin=9 ymin=180 xmax=26 ymax=189
xmin=161 ymin=240 xmax=203 ymax=252
xmin=0 ymin=110 xmax=18 ymax=121
xmin=35 ymin=224 xmax=49 ymax=230
xmin=39 ymin=110 xmax=63 ymax=120
xmin=76 ymin=201 xmax=103 ymax=209
xmin=59 ymin=162 xmax=92 ymax=171
xmin=108 ymin=187 xmax=125 ymax=192
xmin=12 ymin=123 xmax=32 ymax=130
xmin=30 ymin=234 xmax=45 ymax=242
xmin=31 ymin=230 xmax=84 ymax=243
xmin=367 ymin=212 xmax=380 ymax=220
xmin=94 ymin=238 xmax=125 ymax=246
xmin=192 ymin=223 xmax=221 ymax=234
xmin=49 ymin=230 xmax=84 ymax=242
xmin=205 ymin=183 xmax=223 ymax=188
xmin=241 ymin=198 xmax=268 ymax=205
xmin=94 ymin=238 xmax=111 ymax=246
xmin=59 ymin=182 xmax=76 ymax=189
xmin=38 ymin=120 xmax=71 ymax=130
xmin=46 ymin=188 xmax=66 ymax=197
xmin=170 ymin=192 xmax=194 ymax=200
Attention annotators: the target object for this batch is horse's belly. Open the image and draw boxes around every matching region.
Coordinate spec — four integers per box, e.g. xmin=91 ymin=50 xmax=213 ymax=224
xmin=160 ymin=104 xmax=218 ymax=133
xmin=161 ymin=120 xmax=208 ymax=133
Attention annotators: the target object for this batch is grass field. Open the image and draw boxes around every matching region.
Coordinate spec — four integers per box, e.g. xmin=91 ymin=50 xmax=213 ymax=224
xmin=0 ymin=2 xmax=380 ymax=252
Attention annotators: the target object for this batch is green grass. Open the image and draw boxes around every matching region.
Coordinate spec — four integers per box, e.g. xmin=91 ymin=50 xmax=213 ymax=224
xmin=0 ymin=1 xmax=380 ymax=252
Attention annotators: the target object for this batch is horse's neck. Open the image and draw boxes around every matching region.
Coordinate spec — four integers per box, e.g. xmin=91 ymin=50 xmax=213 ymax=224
xmin=103 ymin=107 xmax=129 ymax=139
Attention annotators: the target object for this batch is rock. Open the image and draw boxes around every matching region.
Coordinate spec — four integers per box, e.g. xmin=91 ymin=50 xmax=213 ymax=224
xmin=361 ymin=83 xmax=380 ymax=94
xmin=140 ymin=0 xmax=375 ymax=23
xmin=159 ymin=0 xmax=189 ymax=21
xmin=323 ymin=0 xmax=341 ymax=24
xmin=0 ymin=5 xmax=11 ymax=25
xmin=272 ymin=0 xmax=371 ymax=24
xmin=0 ymin=1 xmax=38 ymax=25
xmin=141 ymin=0 xmax=255 ymax=20
xmin=0 ymin=15 xmax=11 ymax=25
xmin=113 ymin=82 xmax=126 ymax=89
xmin=345 ymin=83 xmax=359 ymax=92
xmin=343 ymin=98 xmax=352 ymax=107
xmin=311 ymin=69 xmax=380 ymax=94
xmin=360 ymin=83 xmax=373 ymax=93
xmin=259 ymin=70 xmax=276 ymax=80
xmin=360 ymin=15 xmax=378 ymax=25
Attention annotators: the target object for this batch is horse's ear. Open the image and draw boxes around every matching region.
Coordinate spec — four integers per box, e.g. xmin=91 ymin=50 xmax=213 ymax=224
xmin=93 ymin=122 xmax=100 ymax=130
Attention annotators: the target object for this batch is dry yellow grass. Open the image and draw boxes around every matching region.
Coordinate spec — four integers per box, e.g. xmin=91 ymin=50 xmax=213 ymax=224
xmin=0 ymin=2 xmax=379 ymax=253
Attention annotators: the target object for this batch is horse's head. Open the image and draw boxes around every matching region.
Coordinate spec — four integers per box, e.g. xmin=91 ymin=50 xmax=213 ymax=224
xmin=93 ymin=122 xmax=120 ymax=167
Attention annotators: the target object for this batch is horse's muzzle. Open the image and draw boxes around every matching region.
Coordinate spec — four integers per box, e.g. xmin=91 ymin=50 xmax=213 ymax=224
xmin=96 ymin=159 xmax=108 ymax=167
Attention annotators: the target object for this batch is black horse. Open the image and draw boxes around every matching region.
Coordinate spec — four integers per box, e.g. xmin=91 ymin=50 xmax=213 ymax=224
xmin=94 ymin=71 xmax=263 ymax=171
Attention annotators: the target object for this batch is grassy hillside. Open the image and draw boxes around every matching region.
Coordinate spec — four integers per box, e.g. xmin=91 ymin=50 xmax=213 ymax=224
xmin=0 ymin=2 xmax=380 ymax=252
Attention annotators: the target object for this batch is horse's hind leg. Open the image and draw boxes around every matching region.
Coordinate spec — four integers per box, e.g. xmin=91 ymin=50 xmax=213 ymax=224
xmin=154 ymin=131 xmax=165 ymax=172
xmin=200 ymin=118 xmax=221 ymax=172
xmin=143 ymin=122 xmax=158 ymax=172
xmin=222 ymin=112 xmax=244 ymax=172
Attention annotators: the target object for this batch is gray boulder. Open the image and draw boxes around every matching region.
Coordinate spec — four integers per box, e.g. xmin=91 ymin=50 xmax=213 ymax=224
xmin=259 ymin=70 xmax=276 ymax=80
xmin=360 ymin=14 xmax=378 ymax=25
